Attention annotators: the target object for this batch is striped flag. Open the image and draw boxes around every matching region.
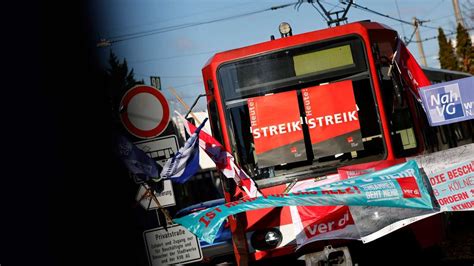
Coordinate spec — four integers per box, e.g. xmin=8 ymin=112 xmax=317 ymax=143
xmin=178 ymin=112 xmax=260 ymax=198
xmin=160 ymin=118 xmax=208 ymax=184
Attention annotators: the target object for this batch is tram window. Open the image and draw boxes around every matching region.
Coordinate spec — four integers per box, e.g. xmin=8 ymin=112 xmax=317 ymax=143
xmin=218 ymin=37 xmax=366 ymax=100
xmin=371 ymin=37 xmax=420 ymax=157
xmin=208 ymin=98 xmax=224 ymax=145
xmin=225 ymin=77 xmax=384 ymax=183
xmin=218 ymin=36 xmax=384 ymax=185
xmin=293 ymin=45 xmax=355 ymax=76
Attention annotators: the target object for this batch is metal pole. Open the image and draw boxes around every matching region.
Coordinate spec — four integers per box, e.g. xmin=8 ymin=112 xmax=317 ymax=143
xmin=413 ymin=17 xmax=428 ymax=67
xmin=185 ymin=94 xmax=210 ymax=119
xmin=452 ymin=0 xmax=465 ymax=27
xmin=167 ymin=87 xmax=201 ymax=124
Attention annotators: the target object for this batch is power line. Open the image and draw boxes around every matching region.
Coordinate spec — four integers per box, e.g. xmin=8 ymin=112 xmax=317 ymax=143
xmin=102 ymin=2 xmax=298 ymax=45
xmin=404 ymin=25 xmax=418 ymax=45
xmin=308 ymin=2 xmax=329 ymax=23
xmin=394 ymin=0 xmax=406 ymax=38
xmin=105 ymin=1 xmax=256 ymax=35
xmin=172 ymin=82 xmax=202 ymax=89
xmin=129 ymin=50 xmax=219 ymax=64
xmin=411 ymin=27 xmax=474 ymax=43
xmin=429 ymin=13 xmax=456 ymax=22
xmin=350 ymin=1 xmax=455 ymax=34
xmin=135 ymin=73 xmax=201 ymax=79
xmin=351 ymin=2 xmax=413 ymax=26
xmin=423 ymin=0 xmax=445 ymax=19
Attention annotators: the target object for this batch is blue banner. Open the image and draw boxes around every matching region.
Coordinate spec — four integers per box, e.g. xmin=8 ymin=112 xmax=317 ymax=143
xmin=174 ymin=160 xmax=433 ymax=243
xmin=117 ymin=135 xmax=160 ymax=181
xmin=420 ymin=76 xmax=474 ymax=126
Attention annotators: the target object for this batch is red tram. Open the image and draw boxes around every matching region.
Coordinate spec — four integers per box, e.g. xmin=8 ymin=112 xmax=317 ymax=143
xmin=200 ymin=21 xmax=456 ymax=264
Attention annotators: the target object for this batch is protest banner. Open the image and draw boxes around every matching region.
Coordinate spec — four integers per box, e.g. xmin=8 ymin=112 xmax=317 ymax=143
xmin=174 ymin=161 xmax=433 ymax=244
xmin=302 ymin=80 xmax=363 ymax=158
xmin=248 ymin=90 xmax=307 ymax=167
xmin=428 ymin=160 xmax=474 ymax=211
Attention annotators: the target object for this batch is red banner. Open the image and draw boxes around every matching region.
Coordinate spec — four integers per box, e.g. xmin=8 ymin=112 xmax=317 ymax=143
xmin=302 ymin=80 xmax=363 ymax=158
xmin=289 ymin=175 xmax=359 ymax=248
xmin=248 ymin=90 xmax=307 ymax=167
xmin=394 ymin=41 xmax=431 ymax=96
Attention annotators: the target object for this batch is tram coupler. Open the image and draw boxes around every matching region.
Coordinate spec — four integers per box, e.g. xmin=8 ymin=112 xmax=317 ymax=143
xmin=299 ymin=245 xmax=352 ymax=266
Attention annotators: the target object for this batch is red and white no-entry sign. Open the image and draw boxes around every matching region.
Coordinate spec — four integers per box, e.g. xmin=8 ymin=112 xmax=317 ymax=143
xmin=120 ymin=85 xmax=170 ymax=139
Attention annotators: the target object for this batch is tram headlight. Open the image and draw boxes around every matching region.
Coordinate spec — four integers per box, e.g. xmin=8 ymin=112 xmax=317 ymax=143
xmin=279 ymin=22 xmax=292 ymax=37
xmin=251 ymin=228 xmax=283 ymax=250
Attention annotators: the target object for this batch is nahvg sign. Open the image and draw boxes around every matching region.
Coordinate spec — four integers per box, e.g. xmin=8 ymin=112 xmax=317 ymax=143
xmin=420 ymin=76 xmax=474 ymax=126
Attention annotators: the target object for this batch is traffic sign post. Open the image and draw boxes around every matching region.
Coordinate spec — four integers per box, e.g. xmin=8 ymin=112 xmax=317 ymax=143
xmin=120 ymin=85 xmax=170 ymax=139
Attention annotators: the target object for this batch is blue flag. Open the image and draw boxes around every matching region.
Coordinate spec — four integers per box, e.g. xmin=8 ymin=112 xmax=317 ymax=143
xmin=161 ymin=118 xmax=208 ymax=184
xmin=116 ymin=135 xmax=160 ymax=181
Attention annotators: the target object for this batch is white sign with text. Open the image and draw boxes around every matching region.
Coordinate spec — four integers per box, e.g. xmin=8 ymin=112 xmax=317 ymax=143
xmin=136 ymin=181 xmax=176 ymax=209
xmin=144 ymin=225 xmax=203 ymax=265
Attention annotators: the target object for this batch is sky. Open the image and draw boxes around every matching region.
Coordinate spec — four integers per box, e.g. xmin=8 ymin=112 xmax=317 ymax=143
xmin=90 ymin=0 xmax=472 ymax=114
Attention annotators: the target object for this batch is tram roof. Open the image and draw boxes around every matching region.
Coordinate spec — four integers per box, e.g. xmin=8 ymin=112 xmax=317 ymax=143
xmin=203 ymin=20 xmax=394 ymax=69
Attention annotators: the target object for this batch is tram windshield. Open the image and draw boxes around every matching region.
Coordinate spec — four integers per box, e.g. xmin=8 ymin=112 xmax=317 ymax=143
xmin=217 ymin=36 xmax=386 ymax=187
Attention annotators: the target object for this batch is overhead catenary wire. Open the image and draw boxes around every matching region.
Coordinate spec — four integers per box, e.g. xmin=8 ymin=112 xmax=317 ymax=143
xmin=349 ymin=1 xmax=455 ymax=34
xmin=423 ymin=0 xmax=446 ymax=20
xmin=134 ymin=74 xmax=201 ymax=79
xmin=404 ymin=25 xmax=418 ymax=45
xmin=104 ymin=2 xmax=298 ymax=44
xmin=296 ymin=1 xmax=330 ymax=23
xmin=129 ymin=50 xmax=219 ymax=64
xmin=309 ymin=2 xmax=330 ymax=23
xmin=411 ymin=27 xmax=474 ymax=43
xmin=394 ymin=0 xmax=407 ymax=38
xmin=429 ymin=13 xmax=456 ymax=22
xmin=107 ymin=1 xmax=256 ymax=35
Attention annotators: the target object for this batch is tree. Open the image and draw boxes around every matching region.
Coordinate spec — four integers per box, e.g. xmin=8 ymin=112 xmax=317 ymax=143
xmin=455 ymin=23 xmax=474 ymax=74
xmin=437 ymin=28 xmax=459 ymax=71
xmin=105 ymin=51 xmax=144 ymax=121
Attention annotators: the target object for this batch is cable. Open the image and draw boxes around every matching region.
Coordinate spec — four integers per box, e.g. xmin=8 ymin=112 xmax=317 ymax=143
xmin=310 ymin=2 xmax=329 ymax=23
xmin=404 ymin=26 xmax=418 ymax=45
xmin=411 ymin=27 xmax=474 ymax=43
xmin=135 ymin=74 xmax=201 ymax=79
xmin=172 ymin=82 xmax=202 ymax=89
xmin=108 ymin=1 xmax=256 ymax=35
xmin=351 ymin=2 xmax=413 ymax=26
xmin=105 ymin=2 xmax=297 ymax=44
xmin=423 ymin=0 xmax=445 ymax=20
xmin=328 ymin=2 xmax=342 ymax=12
xmin=429 ymin=13 xmax=456 ymax=22
xmin=129 ymin=50 xmax=219 ymax=64
xmin=350 ymin=1 xmax=454 ymax=34
xmin=394 ymin=0 xmax=407 ymax=38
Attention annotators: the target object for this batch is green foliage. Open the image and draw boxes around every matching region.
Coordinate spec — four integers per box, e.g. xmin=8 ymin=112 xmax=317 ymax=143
xmin=106 ymin=51 xmax=143 ymax=118
xmin=455 ymin=23 xmax=474 ymax=74
xmin=437 ymin=28 xmax=459 ymax=71
xmin=437 ymin=24 xmax=473 ymax=74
